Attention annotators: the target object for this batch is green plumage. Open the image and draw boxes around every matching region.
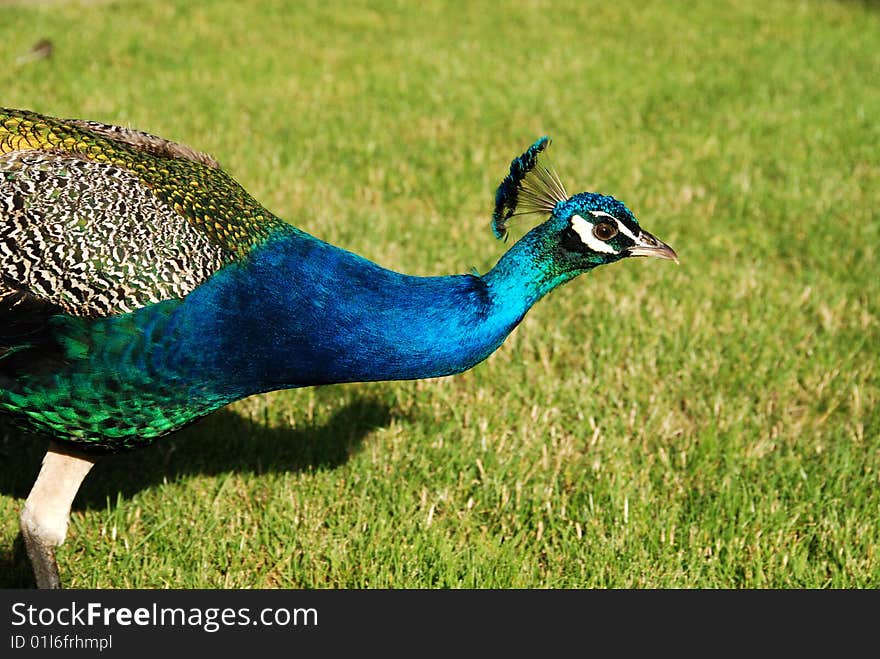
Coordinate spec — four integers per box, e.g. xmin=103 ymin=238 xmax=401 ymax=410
xmin=1 ymin=303 xmax=217 ymax=449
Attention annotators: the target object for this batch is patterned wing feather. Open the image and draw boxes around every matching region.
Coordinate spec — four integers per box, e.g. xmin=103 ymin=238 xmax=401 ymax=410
xmin=61 ymin=118 xmax=222 ymax=169
xmin=0 ymin=151 xmax=226 ymax=317
xmin=0 ymin=107 xmax=290 ymax=261
xmin=0 ymin=107 xmax=296 ymax=320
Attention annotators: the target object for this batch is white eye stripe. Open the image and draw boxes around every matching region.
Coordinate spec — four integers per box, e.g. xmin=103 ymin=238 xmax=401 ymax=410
xmin=588 ymin=210 xmax=638 ymax=241
xmin=571 ymin=214 xmax=619 ymax=254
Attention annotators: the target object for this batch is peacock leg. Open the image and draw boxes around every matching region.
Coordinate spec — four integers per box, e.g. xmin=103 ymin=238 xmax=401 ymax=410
xmin=19 ymin=442 xmax=96 ymax=589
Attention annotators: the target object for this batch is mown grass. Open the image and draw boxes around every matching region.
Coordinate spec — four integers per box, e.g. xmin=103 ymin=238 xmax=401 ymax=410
xmin=0 ymin=0 xmax=877 ymax=588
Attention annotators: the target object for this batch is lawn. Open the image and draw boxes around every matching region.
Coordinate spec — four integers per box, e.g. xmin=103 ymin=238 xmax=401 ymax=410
xmin=0 ymin=0 xmax=877 ymax=588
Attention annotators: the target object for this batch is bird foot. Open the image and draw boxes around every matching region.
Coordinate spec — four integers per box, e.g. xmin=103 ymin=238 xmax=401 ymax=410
xmin=20 ymin=443 xmax=96 ymax=589
xmin=19 ymin=514 xmax=62 ymax=589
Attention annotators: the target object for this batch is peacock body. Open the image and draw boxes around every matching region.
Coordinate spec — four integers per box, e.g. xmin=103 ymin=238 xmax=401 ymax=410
xmin=0 ymin=108 xmax=675 ymax=587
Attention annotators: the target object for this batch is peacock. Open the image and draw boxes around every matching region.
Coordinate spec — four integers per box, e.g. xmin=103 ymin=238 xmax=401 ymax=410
xmin=0 ymin=108 xmax=677 ymax=588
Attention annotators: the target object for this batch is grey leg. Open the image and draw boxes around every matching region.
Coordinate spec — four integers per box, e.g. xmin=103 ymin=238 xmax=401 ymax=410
xmin=19 ymin=442 xmax=96 ymax=589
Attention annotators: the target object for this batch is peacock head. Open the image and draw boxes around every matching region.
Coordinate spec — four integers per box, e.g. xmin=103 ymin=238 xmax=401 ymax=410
xmin=492 ymin=137 xmax=678 ymax=270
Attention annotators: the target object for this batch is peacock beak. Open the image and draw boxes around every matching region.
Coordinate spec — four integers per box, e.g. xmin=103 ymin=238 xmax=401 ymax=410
xmin=626 ymin=229 xmax=679 ymax=264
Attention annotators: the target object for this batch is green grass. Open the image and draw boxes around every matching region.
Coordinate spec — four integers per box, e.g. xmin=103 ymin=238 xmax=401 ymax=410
xmin=0 ymin=0 xmax=878 ymax=588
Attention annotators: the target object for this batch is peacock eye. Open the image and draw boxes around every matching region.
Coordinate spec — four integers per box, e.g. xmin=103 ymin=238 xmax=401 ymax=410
xmin=593 ymin=222 xmax=618 ymax=241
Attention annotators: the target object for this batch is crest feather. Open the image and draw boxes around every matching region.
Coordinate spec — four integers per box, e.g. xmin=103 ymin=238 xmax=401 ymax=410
xmin=491 ymin=136 xmax=568 ymax=240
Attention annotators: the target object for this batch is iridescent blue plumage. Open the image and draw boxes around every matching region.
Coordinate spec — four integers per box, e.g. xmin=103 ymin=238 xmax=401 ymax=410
xmin=16 ymin=222 xmax=572 ymax=451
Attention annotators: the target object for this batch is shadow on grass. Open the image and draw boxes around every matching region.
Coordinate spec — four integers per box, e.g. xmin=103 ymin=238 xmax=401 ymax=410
xmin=0 ymin=394 xmax=393 ymax=587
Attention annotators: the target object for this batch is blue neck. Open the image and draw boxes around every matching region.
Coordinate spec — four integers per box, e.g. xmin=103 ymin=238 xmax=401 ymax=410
xmin=171 ymin=222 xmax=585 ymax=399
xmin=482 ymin=220 xmax=584 ymax=324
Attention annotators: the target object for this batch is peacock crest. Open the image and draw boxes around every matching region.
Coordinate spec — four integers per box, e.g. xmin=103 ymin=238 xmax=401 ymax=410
xmin=491 ymin=136 xmax=568 ymax=240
